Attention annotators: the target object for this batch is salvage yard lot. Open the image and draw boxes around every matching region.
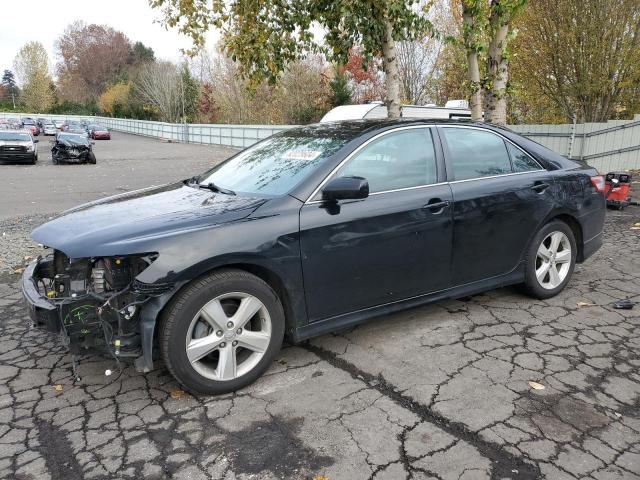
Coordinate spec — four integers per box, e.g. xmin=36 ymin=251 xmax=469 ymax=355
xmin=0 ymin=132 xmax=639 ymax=479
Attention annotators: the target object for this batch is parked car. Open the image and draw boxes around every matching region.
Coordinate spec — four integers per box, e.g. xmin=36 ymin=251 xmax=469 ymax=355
xmin=6 ymin=118 xmax=21 ymax=128
xmin=66 ymin=126 xmax=89 ymax=137
xmin=36 ymin=117 xmax=48 ymax=128
xmin=43 ymin=123 xmax=57 ymax=136
xmin=21 ymin=119 xmax=40 ymax=136
xmin=88 ymin=124 xmax=111 ymax=140
xmin=51 ymin=132 xmax=96 ymax=164
xmin=62 ymin=121 xmax=81 ymax=132
xmin=0 ymin=130 xmax=38 ymax=164
xmin=53 ymin=119 xmax=65 ymax=130
xmin=22 ymin=119 xmax=605 ymax=394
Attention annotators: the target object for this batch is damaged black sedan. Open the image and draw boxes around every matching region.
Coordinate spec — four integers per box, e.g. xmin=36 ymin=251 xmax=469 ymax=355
xmin=23 ymin=120 xmax=605 ymax=394
xmin=51 ymin=132 xmax=96 ymax=164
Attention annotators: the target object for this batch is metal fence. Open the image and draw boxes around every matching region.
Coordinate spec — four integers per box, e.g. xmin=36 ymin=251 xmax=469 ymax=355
xmin=509 ymin=114 xmax=640 ymax=173
xmin=3 ymin=112 xmax=640 ymax=172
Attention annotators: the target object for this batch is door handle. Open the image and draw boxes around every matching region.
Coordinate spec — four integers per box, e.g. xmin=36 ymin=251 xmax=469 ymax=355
xmin=422 ymin=199 xmax=449 ymax=213
xmin=531 ymin=182 xmax=550 ymax=193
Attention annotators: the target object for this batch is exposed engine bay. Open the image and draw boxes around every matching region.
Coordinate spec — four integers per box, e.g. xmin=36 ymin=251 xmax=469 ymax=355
xmin=28 ymin=250 xmax=160 ymax=359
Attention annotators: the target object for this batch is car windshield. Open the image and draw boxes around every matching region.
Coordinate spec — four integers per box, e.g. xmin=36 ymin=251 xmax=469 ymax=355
xmin=198 ymin=134 xmax=348 ymax=196
xmin=0 ymin=132 xmax=30 ymax=141
xmin=57 ymin=133 xmax=88 ymax=144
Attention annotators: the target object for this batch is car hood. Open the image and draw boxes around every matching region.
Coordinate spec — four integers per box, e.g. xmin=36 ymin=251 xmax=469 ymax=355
xmin=0 ymin=140 xmax=31 ymax=147
xmin=32 ymin=182 xmax=267 ymax=258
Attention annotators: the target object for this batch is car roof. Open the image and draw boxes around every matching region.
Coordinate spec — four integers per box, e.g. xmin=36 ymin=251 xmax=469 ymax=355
xmin=279 ymin=118 xmax=489 ymax=140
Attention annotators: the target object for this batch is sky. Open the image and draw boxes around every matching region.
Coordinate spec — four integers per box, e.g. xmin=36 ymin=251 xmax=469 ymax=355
xmin=0 ymin=0 xmax=219 ymax=77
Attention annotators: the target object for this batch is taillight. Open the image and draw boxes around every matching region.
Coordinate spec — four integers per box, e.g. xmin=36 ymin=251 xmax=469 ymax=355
xmin=590 ymin=175 xmax=605 ymax=193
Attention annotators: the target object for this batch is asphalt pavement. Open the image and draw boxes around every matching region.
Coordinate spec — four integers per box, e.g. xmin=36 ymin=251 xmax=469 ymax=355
xmin=0 ymin=132 xmax=638 ymax=479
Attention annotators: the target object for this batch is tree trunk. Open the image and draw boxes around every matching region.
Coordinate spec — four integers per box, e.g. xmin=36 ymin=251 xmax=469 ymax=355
xmin=382 ymin=18 xmax=401 ymax=119
xmin=486 ymin=23 xmax=509 ymax=125
xmin=462 ymin=12 xmax=483 ymax=121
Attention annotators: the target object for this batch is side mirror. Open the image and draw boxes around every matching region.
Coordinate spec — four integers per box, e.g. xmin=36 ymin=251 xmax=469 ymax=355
xmin=322 ymin=176 xmax=369 ymax=202
xmin=33 ymin=139 xmax=39 ymax=143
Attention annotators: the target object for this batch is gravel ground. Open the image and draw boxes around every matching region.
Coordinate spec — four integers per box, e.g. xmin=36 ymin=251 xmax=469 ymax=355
xmin=0 ymin=133 xmax=639 ymax=479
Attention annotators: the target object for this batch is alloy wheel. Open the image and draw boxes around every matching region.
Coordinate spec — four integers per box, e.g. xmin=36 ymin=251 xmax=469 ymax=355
xmin=535 ymin=231 xmax=572 ymax=289
xmin=185 ymin=292 xmax=272 ymax=381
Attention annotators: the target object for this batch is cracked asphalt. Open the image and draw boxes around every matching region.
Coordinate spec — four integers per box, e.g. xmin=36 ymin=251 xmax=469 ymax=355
xmin=1 ymin=133 xmax=639 ymax=479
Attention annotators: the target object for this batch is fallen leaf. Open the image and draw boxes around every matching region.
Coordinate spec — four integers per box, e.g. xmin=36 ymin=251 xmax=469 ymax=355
xmin=12 ymin=268 xmax=24 ymax=275
xmin=577 ymin=301 xmax=596 ymax=307
xmin=528 ymin=381 xmax=545 ymax=390
xmin=635 ymin=223 xmax=640 ymax=227
xmin=631 ymin=227 xmax=640 ymax=231
xmin=312 ymin=476 xmax=330 ymax=480
xmin=23 ymin=255 xmax=34 ymax=262
xmin=170 ymin=389 xmax=186 ymax=399
xmin=53 ymin=384 xmax=63 ymax=392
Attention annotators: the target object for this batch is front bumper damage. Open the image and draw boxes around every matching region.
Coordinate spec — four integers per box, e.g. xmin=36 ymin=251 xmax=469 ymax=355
xmin=21 ymin=253 xmax=175 ymax=372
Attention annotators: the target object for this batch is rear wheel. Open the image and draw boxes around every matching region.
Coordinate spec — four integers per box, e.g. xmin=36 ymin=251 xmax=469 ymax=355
xmin=522 ymin=220 xmax=576 ymax=299
xmin=86 ymin=151 xmax=96 ymax=164
xmin=159 ymin=269 xmax=285 ymax=394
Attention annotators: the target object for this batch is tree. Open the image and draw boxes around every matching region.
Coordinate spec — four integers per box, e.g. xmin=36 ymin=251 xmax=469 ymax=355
xmin=131 ymin=42 xmax=155 ymax=64
xmin=397 ymin=39 xmax=441 ymax=105
xmin=342 ymin=47 xmax=385 ymax=104
xmin=13 ymin=42 xmax=54 ymax=112
xmin=2 ymin=70 xmax=19 ymax=98
xmin=150 ymin=0 xmax=434 ymax=118
xmin=56 ymin=21 xmax=132 ymax=100
xmin=98 ymin=82 xmax=131 ymax=116
xmin=510 ymin=0 xmax=640 ymax=123
xmin=133 ymin=61 xmax=198 ymax=122
xmin=329 ymin=70 xmax=352 ymax=108
xmin=461 ymin=0 xmax=527 ymax=124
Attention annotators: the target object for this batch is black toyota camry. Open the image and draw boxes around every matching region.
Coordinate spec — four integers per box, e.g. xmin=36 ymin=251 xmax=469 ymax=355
xmin=22 ymin=119 xmax=605 ymax=394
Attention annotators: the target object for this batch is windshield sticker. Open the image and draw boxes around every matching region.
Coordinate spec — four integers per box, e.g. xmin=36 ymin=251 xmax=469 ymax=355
xmin=282 ymin=150 xmax=322 ymax=161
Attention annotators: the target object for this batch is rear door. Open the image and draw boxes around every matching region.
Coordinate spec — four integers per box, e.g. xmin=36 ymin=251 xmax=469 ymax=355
xmin=299 ymin=127 xmax=454 ymax=322
xmin=439 ymin=126 xmax=555 ymax=286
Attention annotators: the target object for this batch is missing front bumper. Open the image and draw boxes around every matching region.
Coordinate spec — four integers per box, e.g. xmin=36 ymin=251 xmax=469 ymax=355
xmin=22 ymin=259 xmax=60 ymax=332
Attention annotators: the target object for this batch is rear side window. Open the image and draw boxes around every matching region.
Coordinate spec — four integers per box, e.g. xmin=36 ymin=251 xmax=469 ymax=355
xmin=506 ymin=142 xmax=542 ymax=172
xmin=335 ymin=128 xmax=437 ymax=193
xmin=442 ymin=128 xmax=512 ymax=181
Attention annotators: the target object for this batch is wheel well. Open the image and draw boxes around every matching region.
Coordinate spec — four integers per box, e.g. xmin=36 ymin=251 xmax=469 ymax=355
xmin=548 ymin=214 xmax=584 ymax=262
xmin=211 ymin=263 xmax=297 ymax=332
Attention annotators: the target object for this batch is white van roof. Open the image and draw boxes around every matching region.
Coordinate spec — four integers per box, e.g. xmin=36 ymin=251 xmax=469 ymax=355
xmin=320 ymin=103 xmax=382 ymax=122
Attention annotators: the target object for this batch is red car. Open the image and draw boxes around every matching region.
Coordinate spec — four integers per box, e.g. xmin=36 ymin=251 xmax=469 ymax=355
xmin=22 ymin=121 xmax=39 ymax=136
xmin=89 ymin=124 xmax=111 ymax=140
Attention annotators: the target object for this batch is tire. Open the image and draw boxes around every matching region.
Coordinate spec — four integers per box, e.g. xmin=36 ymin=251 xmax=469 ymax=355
xmin=87 ymin=151 xmax=96 ymax=164
xmin=159 ymin=269 xmax=285 ymax=394
xmin=522 ymin=220 xmax=577 ymax=299
xmin=31 ymin=154 xmax=37 ymax=165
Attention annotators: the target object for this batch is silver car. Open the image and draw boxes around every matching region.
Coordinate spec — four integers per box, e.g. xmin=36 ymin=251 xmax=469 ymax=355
xmin=43 ymin=123 xmax=57 ymax=136
xmin=0 ymin=130 xmax=38 ymax=164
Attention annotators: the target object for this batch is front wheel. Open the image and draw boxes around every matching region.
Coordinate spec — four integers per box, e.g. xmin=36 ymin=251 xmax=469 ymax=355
xmin=159 ymin=269 xmax=285 ymax=394
xmin=522 ymin=220 xmax=577 ymax=299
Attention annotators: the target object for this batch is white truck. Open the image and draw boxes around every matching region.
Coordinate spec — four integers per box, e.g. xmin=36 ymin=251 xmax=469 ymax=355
xmin=320 ymin=100 xmax=472 ymax=123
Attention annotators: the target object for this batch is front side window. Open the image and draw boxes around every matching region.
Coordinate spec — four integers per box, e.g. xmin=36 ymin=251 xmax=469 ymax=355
xmin=506 ymin=142 xmax=542 ymax=172
xmin=443 ymin=128 xmax=512 ymax=181
xmin=333 ymin=128 xmax=437 ymax=194
xmin=199 ymin=135 xmax=348 ymax=196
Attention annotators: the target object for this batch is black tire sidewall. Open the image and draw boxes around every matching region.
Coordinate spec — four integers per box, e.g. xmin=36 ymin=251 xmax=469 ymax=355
xmin=524 ymin=220 xmax=577 ymax=299
xmin=160 ymin=270 xmax=285 ymax=395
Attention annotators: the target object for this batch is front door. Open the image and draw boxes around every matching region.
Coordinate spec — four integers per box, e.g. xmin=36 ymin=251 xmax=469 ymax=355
xmin=299 ymin=127 xmax=454 ymax=322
